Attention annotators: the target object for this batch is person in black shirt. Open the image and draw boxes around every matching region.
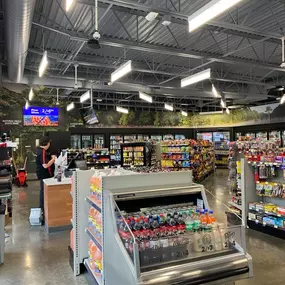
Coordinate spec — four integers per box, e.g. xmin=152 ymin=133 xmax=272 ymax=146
xmin=36 ymin=136 xmax=56 ymax=216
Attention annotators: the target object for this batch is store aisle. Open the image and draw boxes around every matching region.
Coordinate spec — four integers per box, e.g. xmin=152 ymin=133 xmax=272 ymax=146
xmin=1 ymin=172 xmax=285 ymax=285
xmin=202 ymin=170 xmax=285 ymax=285
xmin=0 ymin=181 xmax=87 ymax=285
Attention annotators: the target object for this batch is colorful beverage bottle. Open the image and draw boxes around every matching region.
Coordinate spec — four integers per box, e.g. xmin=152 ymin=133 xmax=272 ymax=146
xmin=208 ymin=210 xmax=217 ymax=224
xmin=200 ymin=210 xmax=207 ymax=229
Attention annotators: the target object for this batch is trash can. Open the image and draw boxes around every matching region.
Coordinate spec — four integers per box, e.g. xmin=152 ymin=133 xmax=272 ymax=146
xmin=0 ymin=201 xmax=6 ymax=264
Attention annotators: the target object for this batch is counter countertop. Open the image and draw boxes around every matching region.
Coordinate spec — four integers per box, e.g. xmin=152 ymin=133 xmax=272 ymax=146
xmin=43 ymin=177 xmax=72 ymax=186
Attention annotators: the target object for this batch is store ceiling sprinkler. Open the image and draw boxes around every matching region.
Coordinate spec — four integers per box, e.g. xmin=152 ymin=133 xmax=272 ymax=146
xmin=87 ymin=0 xmax=101 ymax=50
xmin=28 ymin=88 xmax=34 ymax=101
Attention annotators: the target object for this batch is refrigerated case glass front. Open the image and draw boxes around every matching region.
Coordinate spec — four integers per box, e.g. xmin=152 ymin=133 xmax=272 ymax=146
xmin=70 ymin=134 xmax=81 ymax=149
xmin=175 ymin=134 xmax=186 ymax=140
xmin=256 ymin=132 xmax=267 ymax=139
xmin=137 ymin=135 xmax=150 ymax=142
xmin=101 ymin=173 xmax=252 ymax=285
xmin=163 ymin=134 xmax=174 ymax=140
xmin=269 ymin=131 xmax=281 ymax=145
xmin=197 ymin=132 xmax=213 ymax=141
xmin=93 ymin=134 xmax=104 ymax=148
xmin=151 ymin=135 xmax=162 ymax=142
xmin=124 ymin=135 xmax=137 ymax=143
xmin=82 ymin=135 xmax=93 ymax=148
xmin=110 ymin=135 xmax=123 ymax=162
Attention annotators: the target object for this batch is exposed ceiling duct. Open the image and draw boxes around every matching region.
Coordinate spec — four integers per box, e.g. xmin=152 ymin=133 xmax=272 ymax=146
xmin=5 ymin=0 xmax=36 ymax=83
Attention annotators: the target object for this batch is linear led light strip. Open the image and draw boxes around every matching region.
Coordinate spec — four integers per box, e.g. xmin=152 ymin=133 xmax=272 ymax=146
xmin=116 ymin=106 xmax=129 ymax=114
xmin=66 ymin=0 xmax=74 ymax=11
xmin=39 ymin=51 xmax=48 ymax=78
xmin=29 ymin=88 xmax=34 ymax=101
xmin=199 ymin=111 xmax=223 ymax=115
xmin=139 ymin=91 xmax=153 ymax=103
xmin=188 ymin=0 xmax=244 ymax=32
xmin=67 ymin=102 xmax=75 ymax=111
xmin=111 ymin=60 xmax=132 ymax=83
xmin=164 ymin=103 xmax=174 ymax=111
xmin=181 ymin=68 xmax=211 ymax=88
xmin=80 ymin=91 xmax=91 ymax=103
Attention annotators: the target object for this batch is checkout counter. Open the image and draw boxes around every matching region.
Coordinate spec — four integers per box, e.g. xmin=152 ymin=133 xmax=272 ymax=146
xmin=43 ymin=177 xmax=72 ymax=233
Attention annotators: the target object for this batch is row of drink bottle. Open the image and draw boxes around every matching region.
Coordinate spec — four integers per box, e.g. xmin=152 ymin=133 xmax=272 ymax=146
xmin=118 ymin=205 xmax=231 ymax=257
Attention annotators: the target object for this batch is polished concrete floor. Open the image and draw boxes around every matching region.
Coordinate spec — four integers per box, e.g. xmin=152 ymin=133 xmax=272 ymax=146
xmin=0 ymin=170 xmax=285 ymax=285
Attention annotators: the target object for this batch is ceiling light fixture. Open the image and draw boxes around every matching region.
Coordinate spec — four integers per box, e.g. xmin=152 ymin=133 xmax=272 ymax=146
xmin=66 ymin=0 xmax=74 ymax=11
xmin=164 ymin=103 xmax=174 ymax=111
xmin=66 ymin=102 xmax=75 ymax=111
xmin=39 ymin=51 xmax=48 ymax=78
xmin=116 ymin=106 xmax=129 ymax=114
xmin=29 ymin=88 xmax=34 ymax=101
xmin=220 ymin=98 xmax=226 ymax=108
xmin=212 ymin=84 xmax=220 ymax=97
xmin=25 ymin=100 xmax=29 ymax=110
xmin=226 ymin=107 xmax=230 ymax=114
xmin=111 ymin=60 xmax=132 ymax=83
xmin=188 ymin=0 xmax=244 ymax=32
xmin=281 ymin=94 xmax=285 ymax=104
xmin=80 ymin=91 xmax=91 ymax=103
xmin=97 ymin=98 xmax=103 ymax=102
xmin=162 ymin=15 xmax=171 ymax=26
xmin=181 ymin=110 xmax=188 ymax=117
xmin=139 ymin=91 xmax=153 ymax=103
xmin=145 ymin=12 xmax=159 ymax=22
xmin=181 ymin=68 xmax=211 ymax=88
xmin=199 ymin=111 xmax=223 ymax=115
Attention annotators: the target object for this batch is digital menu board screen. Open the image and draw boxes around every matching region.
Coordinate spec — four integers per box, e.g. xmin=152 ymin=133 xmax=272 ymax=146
xmin=23 ymin=107 xmax=59 ymax=126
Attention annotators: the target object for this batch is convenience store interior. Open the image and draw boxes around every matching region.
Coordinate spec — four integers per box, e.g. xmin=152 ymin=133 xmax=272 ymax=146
xmin=2 ymin=0 xmax=285 ymax=285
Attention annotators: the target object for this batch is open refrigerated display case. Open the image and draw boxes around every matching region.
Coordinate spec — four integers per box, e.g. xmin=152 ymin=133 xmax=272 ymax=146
xmin=110 ymin=135 xmax=123 ymax=164
xmin=83 ymin=170 xmax=252 ymax=285
xmin=121 ymin=142 xmax=151 ymax=167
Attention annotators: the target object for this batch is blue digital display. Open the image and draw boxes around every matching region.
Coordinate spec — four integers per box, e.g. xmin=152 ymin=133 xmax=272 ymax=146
xmin=23 ymin=106 xmax=59 ymax=126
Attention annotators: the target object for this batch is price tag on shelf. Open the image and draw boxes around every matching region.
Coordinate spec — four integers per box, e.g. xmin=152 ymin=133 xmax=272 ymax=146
xmin=263 ymin=222 xmax=266 ymax=226
xmin=278 ymin=214 xmax=281 ymax=217
xmin=255 ymin=220 xmax=259 ymax=224
xmin=274 ymin=225 xmax=278 ymax=229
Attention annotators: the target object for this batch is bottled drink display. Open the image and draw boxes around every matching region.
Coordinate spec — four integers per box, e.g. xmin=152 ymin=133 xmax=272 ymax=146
xmin=116 ymin=204 xmax=233 ymax=266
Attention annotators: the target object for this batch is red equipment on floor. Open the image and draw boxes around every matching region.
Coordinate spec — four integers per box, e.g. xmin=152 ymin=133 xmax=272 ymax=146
xmin=14 ymin=157 xmax=28 ymax=187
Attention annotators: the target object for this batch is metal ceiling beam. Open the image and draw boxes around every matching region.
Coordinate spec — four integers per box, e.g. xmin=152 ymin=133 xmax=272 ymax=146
xmin=76 ymin=0 xmax=282 ymax=42
xmin=31 ymin=22 xmax=285 ymax=75
xmin=28 ymin=47 xmax=274 ymax=87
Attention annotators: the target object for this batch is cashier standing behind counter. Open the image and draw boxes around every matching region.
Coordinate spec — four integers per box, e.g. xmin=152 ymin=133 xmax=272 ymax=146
xmin=36 ymin=136 xmax=56 ymax=217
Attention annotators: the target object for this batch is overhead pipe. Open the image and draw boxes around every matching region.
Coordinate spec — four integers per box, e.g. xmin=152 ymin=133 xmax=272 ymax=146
xmin=5 ymin=0 xmax=36 ymax=82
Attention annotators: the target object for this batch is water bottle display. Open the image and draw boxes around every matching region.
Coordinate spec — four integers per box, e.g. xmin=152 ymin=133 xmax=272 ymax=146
xmin=116 ymin=204 xmax=234 ymax=267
